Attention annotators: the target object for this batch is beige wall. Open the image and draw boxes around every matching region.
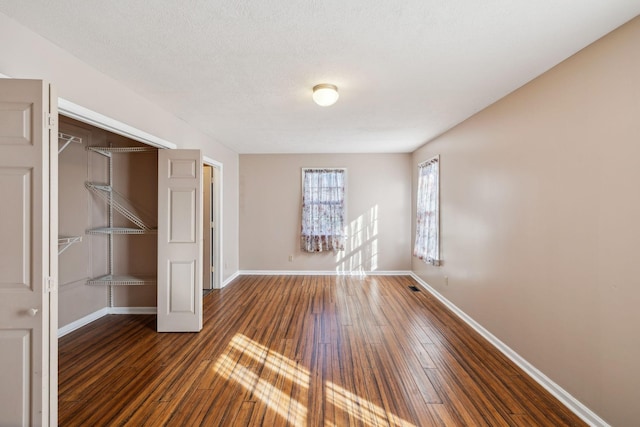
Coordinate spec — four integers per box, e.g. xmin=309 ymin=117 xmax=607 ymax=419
xmin=240 ymin=154 xmax=412 ymax=272
xmin=0 ymin=12 xmax=240 ymax=283
xmin=412 ymin=17 xmax=640 ymax=426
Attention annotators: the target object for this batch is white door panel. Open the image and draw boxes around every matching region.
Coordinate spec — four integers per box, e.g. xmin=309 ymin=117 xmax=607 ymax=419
xmin=0 ymin=79 xmax=55 ymax=427
xmin=0 ymin=329 xmax=31 ymax=425
xmin=169 ymin=188 xmax=196 ymax=242
xmin=157 ymin=149 xmax=202 ymax=332
xmin=0 ymin=167 xmax=32 ymax=287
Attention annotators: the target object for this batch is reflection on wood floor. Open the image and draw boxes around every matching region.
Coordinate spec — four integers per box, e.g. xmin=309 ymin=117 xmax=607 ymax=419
xmin=59 ymin=275 xmax=586 ymax=426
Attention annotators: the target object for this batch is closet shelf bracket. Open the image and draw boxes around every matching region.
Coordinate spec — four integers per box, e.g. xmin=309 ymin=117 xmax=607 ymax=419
xmin=58 ymin=132 xmax=82 ymax=154
xmin=58 ymin=236 xmax=82 ymax=255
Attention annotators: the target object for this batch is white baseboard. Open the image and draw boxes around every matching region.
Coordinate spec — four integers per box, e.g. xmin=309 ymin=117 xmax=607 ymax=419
xmin=108 ymin=307 xmax=157 ymax=315
xmin=57 ymin=308 xmax=109 ymax=337
xmin=222 ymin=271 xmax=240 ymax=287
xmin=57 ymin=306 xmax=157 ymax=337
xmin=409 ymin=273 xmax=609 ymax=427
xmin=238 ymin=270 xmax=413 ymax=276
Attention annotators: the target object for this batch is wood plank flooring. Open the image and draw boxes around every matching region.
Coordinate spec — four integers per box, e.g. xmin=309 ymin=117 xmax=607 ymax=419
xmin=58 ymin=275 xmax=586 ymax=426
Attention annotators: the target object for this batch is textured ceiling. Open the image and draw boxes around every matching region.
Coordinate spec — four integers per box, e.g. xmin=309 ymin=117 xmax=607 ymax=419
xmin=0 ymin=1 xmax=638 ymax=153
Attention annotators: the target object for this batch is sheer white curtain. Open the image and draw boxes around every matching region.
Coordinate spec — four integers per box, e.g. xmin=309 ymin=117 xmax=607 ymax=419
xmin=414 ymin=157 xmax=440 ymax=265
xmin=301 ymin=168 xmax=346 ymax=252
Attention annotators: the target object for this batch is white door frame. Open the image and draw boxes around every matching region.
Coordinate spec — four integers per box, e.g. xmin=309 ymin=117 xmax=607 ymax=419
xmin=203 ymin=156 xmax=223 ymax=289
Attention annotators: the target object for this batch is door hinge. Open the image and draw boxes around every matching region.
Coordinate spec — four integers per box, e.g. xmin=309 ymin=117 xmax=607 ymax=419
xmin=211 ymin=266 xmax=215 ymax=273
xmin=210 ymin=221 xmax=215 ymax=229
xmin=46 ymin=113 xmax=56 ymax=129
xmin=45 ymin=277 xmax=57 ymax=293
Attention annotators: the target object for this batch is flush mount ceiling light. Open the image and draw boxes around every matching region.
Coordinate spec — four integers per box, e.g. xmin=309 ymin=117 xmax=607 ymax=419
xmin=312 ymin=83 xmax=339 ymax=107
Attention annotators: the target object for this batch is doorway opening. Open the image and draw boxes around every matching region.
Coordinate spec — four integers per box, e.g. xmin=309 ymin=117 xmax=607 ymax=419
xmin=203 ymin=162 xmax=222 ymax=290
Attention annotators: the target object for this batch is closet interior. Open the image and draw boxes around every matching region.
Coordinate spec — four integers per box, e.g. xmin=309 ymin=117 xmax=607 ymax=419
xmin=57 ymin=116 xmax=159 ymax=327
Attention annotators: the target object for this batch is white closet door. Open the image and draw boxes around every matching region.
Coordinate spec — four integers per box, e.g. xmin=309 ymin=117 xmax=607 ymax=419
xmin=157 ymin=149 xmax=203 ymax=332
xmin=0 ymin=79 xmax=56 ymax=426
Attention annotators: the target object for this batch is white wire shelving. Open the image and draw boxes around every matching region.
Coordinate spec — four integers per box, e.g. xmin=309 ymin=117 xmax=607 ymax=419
xmin=85 ymin=145 xmax=158 ymax=290
xmin=84 ymin=182 xmax=157 ymax=233
xmin=87 ymin=274 xmax=156 ymax=286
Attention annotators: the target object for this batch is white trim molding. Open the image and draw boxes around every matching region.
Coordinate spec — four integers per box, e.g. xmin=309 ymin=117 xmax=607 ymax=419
xmin=223 ymin=271 xmax=241 ymax=287
xmin=58 ymin=307 xmax=157 ymax=337
xmin=57 ymin=98 xmax=176 ymax=149
xmin=57 ymin=308 xmax=109 ymax=337
xmin=108 ymin=307 xmax=157 ymax=315
xmin=239 ymin=270 xmax=413 ymax=276
xmin=409 ymin=273 xmax=610 ymax=427
xmin=203 ymin=156 xmax=223 ymax=168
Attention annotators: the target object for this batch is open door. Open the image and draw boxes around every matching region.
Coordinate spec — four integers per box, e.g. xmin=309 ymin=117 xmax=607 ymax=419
xmin=157 ymin=149 xmax=203 ymax=332
xmin=0 ymin=79 xmax=57 ymax=426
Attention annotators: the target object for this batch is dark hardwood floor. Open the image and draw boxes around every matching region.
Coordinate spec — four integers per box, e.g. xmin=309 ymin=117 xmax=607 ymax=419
xmin=58 ymin=275 xmax=586 ymax=426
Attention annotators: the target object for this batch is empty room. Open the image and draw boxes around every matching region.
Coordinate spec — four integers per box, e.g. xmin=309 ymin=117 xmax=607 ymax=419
xmin=0 ymin=1 xmax=639 ymax=426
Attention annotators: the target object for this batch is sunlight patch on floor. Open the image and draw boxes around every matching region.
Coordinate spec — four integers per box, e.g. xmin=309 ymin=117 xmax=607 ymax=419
xmin=213 ymin=333 xmax=414 ymax=426
xmin=328 ymin=381 xmax=416 ymax=427
xmin=213 ymin=335 xmax=307 ymax=425
xmin=227 ymin=333 xmax=310 ymax=388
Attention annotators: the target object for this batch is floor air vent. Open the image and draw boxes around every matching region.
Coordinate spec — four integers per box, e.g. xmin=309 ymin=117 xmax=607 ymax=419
xmin=408 ymin=285 xmax=421 ymax=292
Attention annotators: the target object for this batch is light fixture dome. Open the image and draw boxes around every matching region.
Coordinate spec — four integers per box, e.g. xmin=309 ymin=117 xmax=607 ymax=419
xmin=312 ymin=83 xmax=339 ymax=107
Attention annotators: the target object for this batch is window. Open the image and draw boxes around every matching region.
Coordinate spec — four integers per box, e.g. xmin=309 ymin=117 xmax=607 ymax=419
xmin=301 ymin=168 xmax=346 ymax=252
xmin=414 ymin=156 xmax=440 ymax=265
